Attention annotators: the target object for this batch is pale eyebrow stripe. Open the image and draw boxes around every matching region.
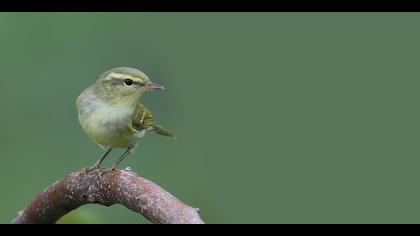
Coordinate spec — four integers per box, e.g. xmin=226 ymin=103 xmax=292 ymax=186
xmin=105 ymin=72 xmax=133 ymax=80
xmin=104 ymin=72 xmax=146 ymax=85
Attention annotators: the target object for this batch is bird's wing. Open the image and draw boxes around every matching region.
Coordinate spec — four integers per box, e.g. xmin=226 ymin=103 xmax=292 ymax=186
xmin=132 ymin=102 xmax=154 ymax=131
xmin=132 ymin=102 xmax=175 ymax=138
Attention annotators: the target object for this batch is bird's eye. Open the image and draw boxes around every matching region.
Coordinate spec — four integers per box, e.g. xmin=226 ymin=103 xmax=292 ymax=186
xmin=124 ymin=79 xmax=134 ymax=86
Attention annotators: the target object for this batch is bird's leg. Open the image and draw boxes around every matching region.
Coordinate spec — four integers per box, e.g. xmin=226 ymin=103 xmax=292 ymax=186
xmin=111 ymin=147 xmax=133 ymax=170
xmin=93 ymin=148 xmax=113 ymax=169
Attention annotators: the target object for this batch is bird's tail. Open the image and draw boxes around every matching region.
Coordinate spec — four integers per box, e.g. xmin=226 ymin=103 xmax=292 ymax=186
xmin=152 ymin=124 xmax=176 ymax=139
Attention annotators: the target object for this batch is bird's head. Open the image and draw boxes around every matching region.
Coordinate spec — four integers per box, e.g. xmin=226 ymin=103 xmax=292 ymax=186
xmin=94 ymin=67 xmax=164 ymax=101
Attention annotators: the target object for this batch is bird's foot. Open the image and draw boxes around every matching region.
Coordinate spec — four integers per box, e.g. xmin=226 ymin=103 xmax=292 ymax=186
xmin=81 ymin=164 xmax=102 ymax=173
xmin=98 ymin=169 xmax=112 ymax=177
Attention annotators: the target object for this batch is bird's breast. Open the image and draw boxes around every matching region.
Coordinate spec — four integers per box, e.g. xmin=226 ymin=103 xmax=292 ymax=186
xmin=77 ymin=96 xmax=139 ymax=148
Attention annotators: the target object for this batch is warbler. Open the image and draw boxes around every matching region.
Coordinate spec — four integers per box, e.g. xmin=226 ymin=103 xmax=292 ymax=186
xmin=76 ymin=67 xmax=174 ymax=170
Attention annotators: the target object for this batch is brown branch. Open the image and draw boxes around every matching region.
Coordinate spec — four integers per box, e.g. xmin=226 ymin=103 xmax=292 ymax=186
xmin=11 ymin=167 xmax=204 ymax=224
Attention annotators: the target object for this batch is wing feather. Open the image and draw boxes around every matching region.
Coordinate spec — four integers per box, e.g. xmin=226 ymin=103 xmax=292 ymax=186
xmin=132 ymin=102 xmax=175 ymax=138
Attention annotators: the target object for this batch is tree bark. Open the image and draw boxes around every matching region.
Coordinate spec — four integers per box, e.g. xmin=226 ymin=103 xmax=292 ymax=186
xmin=12 ymin=167 xmax=204 ymax=224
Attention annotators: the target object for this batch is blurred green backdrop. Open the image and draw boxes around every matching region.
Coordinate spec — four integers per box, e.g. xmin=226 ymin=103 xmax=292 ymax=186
xmin=1 ymin=13 xmax=420 ymax=224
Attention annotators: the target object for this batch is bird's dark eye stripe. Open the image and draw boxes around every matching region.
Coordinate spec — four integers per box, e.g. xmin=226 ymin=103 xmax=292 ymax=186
xmin=124 ymin=79 xmax=134 ymax=86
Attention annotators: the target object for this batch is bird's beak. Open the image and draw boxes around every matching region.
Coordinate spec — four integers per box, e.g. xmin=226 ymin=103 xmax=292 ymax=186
xmin=144 ymin=82 xmax=165 ymax=90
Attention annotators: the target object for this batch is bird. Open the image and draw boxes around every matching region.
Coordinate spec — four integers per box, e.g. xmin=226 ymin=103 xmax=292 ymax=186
xmin=76 ymin=67 xmax=174 ymax=170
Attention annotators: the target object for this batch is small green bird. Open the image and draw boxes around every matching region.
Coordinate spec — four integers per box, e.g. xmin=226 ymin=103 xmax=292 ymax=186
xmin=76 ymin=67 xmax=174 ymax=170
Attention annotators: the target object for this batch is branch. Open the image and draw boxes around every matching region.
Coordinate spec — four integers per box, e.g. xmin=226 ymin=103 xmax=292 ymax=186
xmin=12 ymin=167 xmax=204 ymax=224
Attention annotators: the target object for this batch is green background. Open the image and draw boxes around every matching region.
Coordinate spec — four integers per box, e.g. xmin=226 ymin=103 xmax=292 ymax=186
xmin=0 ymin=13 xmax=419 ymax=224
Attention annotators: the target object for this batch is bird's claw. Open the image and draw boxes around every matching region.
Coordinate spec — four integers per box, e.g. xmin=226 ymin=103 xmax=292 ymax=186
xmin=98 ymin=168 xmax=112 ymax=177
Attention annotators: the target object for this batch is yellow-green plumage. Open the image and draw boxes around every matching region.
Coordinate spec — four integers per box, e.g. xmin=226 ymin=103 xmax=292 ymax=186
xmin=76 ymin=67 xmax=173 ymax=168
xmin=133 ymin=102 xmax=175 ymax=138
